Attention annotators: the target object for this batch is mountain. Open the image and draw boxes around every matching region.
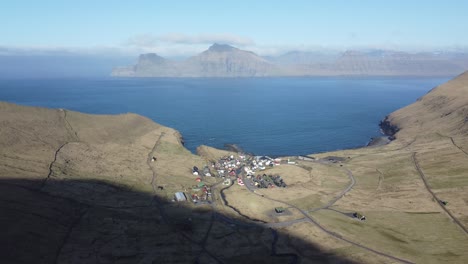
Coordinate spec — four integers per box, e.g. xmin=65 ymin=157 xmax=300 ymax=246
xmin=264 ymin=50 xmax=339 ymax=65
xmin=112 ymin=43 xmax=279 ymax=77
xmin=329 ymin=50 xmax=468 ymax=76
xmin=382 ymin=71 xmax=468 ymax=138
xmin=112 ymin=45 xmax=468 ymax=77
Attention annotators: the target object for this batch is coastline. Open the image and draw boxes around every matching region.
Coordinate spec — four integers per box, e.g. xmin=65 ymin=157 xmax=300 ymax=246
xmin=366 ymin=136 xmax=391 ymax=147
xmin=365 ymin=116 xmax=400 ymax=148
xmin=222 ymin=121 xmax=397 ymax=157
xmin=379 ymin=116 xmax=400 ymax=140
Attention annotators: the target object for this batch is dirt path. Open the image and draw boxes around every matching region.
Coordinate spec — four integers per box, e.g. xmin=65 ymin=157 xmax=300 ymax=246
xmin=211 ymin=177 xmax=299 ymax=262
xmin=412 ymin=152 xmax=468 ymax=235
xmin=219 ymin=176 xmax=266 ymax=223
xmin=450 ymin=137 xmax=468 ymax=157
xmin=256 ymin=187 xmax=414 ymax=263
xmin=376 ymin=169 xmax=384 ymax=191
xmin=63 ymin=109 xmax=79 ymax=141
xmin=307 ymin=167 xmax=355 ymax=212
xmin=42 ymin=109 xmax=81 ymax=189
xmin=434 ymin=133 xmax=468 ymax=158
xmin=147 ymin=132 xmax=165 ymax=194
xmin=194 ymin=178 xmax=228 ymax=264
xmin=270 ymin=229 xmax=299 ymax=264
xmin=42 ymin=142 xmax=69 ymax=188
xmin=53 ymin=208 xmax=89 ymax=264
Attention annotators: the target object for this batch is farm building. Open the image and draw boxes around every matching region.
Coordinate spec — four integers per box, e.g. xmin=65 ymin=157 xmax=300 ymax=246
xmin=174 ymin=192 xmax=187 ymax=202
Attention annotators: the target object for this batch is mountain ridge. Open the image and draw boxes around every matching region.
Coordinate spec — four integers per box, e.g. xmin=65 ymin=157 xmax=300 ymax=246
xmin=112 ymin=44 xmax=468 ymax=77
xmin=113 ymin=43 xmax=279 ymax=77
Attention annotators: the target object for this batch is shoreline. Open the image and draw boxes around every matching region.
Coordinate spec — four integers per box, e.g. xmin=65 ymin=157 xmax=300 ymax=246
xmin=366 ymin=136 xmax=391 ymax=147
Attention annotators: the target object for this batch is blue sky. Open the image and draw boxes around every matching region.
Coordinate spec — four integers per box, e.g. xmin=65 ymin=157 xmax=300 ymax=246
xmin=1 ymin=0 xmax=468 ymax=56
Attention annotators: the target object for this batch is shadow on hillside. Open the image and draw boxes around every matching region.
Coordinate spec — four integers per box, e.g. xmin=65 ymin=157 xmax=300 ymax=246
xmin=0 ymin=178 xmax=360 ymax=264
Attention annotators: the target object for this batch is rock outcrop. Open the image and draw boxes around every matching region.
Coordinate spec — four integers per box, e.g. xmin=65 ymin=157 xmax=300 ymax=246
xmin=379 ymin=116 xmax=400 ymax=140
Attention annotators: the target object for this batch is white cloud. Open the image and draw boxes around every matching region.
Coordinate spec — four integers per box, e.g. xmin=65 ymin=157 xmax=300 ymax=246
xmin=2 ymin=39 xmax=467 ymax=59
xmin=126 ymin=33 xmax=255 ymax=48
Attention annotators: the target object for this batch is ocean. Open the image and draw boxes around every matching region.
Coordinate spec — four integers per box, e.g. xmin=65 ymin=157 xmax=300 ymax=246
xmin=0 ymin=77 xmax=450 ymax=156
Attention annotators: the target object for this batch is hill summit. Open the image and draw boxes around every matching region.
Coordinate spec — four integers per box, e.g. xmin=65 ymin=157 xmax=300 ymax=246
xmin=207 ymin=43 xmax=237 ymax=52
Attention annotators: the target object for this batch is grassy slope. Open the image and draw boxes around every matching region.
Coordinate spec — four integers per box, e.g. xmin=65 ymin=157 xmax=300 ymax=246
xmin=306 ymin=72 xmax=468 ymax=263
xmin=1 ymin=71 xmax=468 ymax=263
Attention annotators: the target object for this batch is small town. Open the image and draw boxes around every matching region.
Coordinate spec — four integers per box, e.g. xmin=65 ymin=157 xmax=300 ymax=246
xmin=174 ymin=154 xmax=290 ymax=204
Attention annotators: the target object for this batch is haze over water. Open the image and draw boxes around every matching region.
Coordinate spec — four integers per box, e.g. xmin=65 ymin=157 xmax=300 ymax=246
xmin=0 ymin=77 xmax=449 ymax=156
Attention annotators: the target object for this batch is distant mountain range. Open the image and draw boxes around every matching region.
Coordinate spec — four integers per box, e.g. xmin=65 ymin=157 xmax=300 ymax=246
xmin=112 ymin=44 xmax=468 ymax=77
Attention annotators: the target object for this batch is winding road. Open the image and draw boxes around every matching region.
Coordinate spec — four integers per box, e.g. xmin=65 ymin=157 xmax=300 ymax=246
xmin=238 ymin=161 xmax=414 ymax=264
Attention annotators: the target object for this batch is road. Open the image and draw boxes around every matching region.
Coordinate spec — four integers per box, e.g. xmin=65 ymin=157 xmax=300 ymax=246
xmin=148 ymin=149 xmax=414 ymax=263
xmin=307 ymin=167 xmax=355 ymax=212
xmin=240 ymin=161 xmax=414 ymax=264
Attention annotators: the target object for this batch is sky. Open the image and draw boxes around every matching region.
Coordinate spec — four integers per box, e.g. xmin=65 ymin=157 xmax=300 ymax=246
xmin=1 ymin=0 xmax=468 ymax=57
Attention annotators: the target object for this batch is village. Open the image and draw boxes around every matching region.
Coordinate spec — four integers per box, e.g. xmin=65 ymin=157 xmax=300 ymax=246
xmin=173 ymin=153 xmax=291 ymax=204
xmin=169 ymin=153 xmax=368 ymax=222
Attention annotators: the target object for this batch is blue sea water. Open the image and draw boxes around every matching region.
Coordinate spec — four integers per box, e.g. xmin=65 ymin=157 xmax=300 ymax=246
xmin=0 ymin=77 xmax=450 ymax=156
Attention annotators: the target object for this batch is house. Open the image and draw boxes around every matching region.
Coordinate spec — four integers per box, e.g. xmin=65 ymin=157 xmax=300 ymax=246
xmin=237 ymin=178 xmax=244 ymax=186
xmin=191 ymin=194 xmax=199 ymax=203
xmin=203 ymin=166 xmax=211 ymax=177
xmin=275 ymin=207 xmax=285 ymax=214
xmin=352 ymin=212 xmax=366 ymax=221
xmin=174 ymin=192 xmax=187 ymax=202
xmin=297 ymin=156 xmax=314 ymax=161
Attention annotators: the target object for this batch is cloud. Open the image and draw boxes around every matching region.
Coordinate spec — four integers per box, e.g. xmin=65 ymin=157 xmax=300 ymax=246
xmin=126 ymin=33 xmax=255 ymax=48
